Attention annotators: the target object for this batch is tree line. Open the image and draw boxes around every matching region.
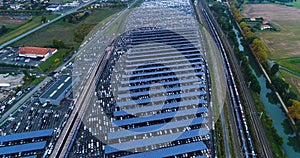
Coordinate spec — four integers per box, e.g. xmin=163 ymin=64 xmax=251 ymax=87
xmin=230 ymin=0 xmax=300 ymax=139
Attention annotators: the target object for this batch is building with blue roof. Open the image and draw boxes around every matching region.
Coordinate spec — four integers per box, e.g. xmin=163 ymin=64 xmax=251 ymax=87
xmin=39 ymin=75 xmax=72 ymax=105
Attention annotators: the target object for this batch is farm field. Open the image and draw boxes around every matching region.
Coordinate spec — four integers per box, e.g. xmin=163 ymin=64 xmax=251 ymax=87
xmin=13 ymin=8 xmax=122 ymax=47
xmin=280 ymin=69 xmax=300 ymax=97
xmin=285 ymin=0 xmax=300 ymax=8
xmin=0 ymin=16 xmax=28 ymax=26
xmin=0 ymin=15 xmax=58 ymax=44
xmin=242 ymin=4 xmax=300 ymax=97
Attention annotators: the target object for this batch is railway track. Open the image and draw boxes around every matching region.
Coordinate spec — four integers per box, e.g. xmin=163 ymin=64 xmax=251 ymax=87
xmin=199 ymin=2 xmax=273 ymax=158
xmin=50 ymin=44 xmax=113 ymax=158
xmin=202 ymin=8 xmax=256 ymax=158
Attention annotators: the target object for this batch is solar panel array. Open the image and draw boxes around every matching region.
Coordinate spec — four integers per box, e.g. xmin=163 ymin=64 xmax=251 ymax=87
xmin=70 ymin=0 xmax=212 ymax=157
xmin=0 ymin=129 xmax=53 ymax=143
xmin=98 ymin=0 xmax=212 ymax=157
xmin=102 ymin=27 xmax=211 ymax=157
xmin=0 ymin=129 xmax=53 ymax=156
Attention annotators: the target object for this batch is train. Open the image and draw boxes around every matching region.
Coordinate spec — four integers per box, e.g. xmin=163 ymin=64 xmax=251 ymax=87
xmin=202 ymin=8 xmax=256 ymax=158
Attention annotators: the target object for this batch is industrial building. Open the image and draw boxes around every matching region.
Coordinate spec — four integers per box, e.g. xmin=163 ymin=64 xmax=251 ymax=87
xmin=17 ymin=47 xmax=57 ymax=61
xmin=39 ymin=75 xmax=72 ymax=105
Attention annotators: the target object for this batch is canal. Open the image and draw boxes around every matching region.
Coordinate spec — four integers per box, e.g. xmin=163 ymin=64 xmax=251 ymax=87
xmin=233 ymin=27 xmax=300 ymax=158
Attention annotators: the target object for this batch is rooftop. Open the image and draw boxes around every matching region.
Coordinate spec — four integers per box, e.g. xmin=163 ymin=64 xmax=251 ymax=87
xmin=17 ymin=47 xmax=56 ymax=56
xmin=40 ymin=75 xmax=72 ymax=100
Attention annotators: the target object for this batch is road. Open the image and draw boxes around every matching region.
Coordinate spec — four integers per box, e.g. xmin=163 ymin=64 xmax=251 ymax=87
xmin=220 ymin=106 xmax=232 ymax=158
xmin=0 ymin=0 xmax=108 ymax=126
xmin=198 ymin=1 xmax=273 ymax=158
xmin=50 ymin=1 xmax=138 ymax=157
xmin=0 ymin=77 xmax=51 ymax=123
xmin=0 ymin=0 xmax=97 ymax=49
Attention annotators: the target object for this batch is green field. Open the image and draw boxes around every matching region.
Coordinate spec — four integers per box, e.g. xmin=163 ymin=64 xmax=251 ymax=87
xmin=245 ymin=0 xmax=300 ymax=8
xmin=13 ymin=8 xmax=122 ymax=47
xmin=0 ymin=15 xmax=58 ymax=45
xmin=242 ymin=4 xmax=300 ymax=99
xmin=3 ymin=24 xmax=23 ymax=31
xmin=37 ymin=49 xmax=71 ymax=72
xmin=104 ymin=9 xmax=129 ymax=35
xmin=278 ymin=58 xmax=300 ymax=74
xmin=257 ymin=25 xmax=300 ymax=59
xmin=285 ymin=0 xmax=300 ymax=8
xmin=280 ymin=69 xmax=300 ymax=97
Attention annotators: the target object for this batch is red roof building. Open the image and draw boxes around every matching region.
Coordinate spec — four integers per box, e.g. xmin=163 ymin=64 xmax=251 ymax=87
xmin=260 ymin=24 xmax=271 ymax=30
xmin=17 ymin=47 xmax=57 ymax=61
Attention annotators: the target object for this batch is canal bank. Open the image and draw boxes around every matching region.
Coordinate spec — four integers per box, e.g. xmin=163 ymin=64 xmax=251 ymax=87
xmin=234 ymin=26 xmax=300 ymax=158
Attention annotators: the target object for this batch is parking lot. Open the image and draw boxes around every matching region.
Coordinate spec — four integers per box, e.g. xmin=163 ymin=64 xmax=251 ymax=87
xmin=0 ymin=47 xmax=43 ymax=67
xmin=69 ymin=0 xmax=212 ymax=157
xmin=0 ymin=73 xmax=75 ymax=157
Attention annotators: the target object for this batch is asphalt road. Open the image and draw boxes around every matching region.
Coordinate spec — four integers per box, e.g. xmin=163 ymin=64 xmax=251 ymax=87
xmin=0 ymin=0 xmax=97 ymax=50
xmin=0 ymin=77 xmax=51 ymax=123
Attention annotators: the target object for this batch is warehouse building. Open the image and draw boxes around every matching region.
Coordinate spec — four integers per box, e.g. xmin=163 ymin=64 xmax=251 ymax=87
xmin=17 ymin=47 xmax=57 ymax=61
xmin=39 ymin=75 xmax=72 ymax=105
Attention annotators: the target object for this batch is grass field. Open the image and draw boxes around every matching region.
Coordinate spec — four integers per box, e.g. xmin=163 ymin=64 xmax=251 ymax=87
xmin=280 ymin=69 xmax=300 ymax=97
xmin=278 ymin=58 xmax=300 ymax=74
xmin=13 ymin=8 xmax=122 ymax=47
xmin=0 ymin=15 xmax=58 ymax=45
xmin=242 ymin=4 xmax=300 ymax=98
xmin=0 ymin=16 xmax=28 ymax=31
xmin=37 ymin=49 xmax=71 ymax=72
xmin=242 ymin=4 xmax=300 ymax=59
xmin=285 ymin=0 xmax=300 ymax=8
xmin=104 ymin=9 xmax=129 ymax=35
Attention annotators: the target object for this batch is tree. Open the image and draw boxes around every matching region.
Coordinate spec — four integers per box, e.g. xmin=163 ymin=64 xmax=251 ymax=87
xmin=230 ymin=4 xmax=242 ymax=22
xmin=0 ymin=25 xmax=8 ymax=35
xmin=272 ymin=77 xmax=289 ymax=94
xmin=41 ymin=16 xmax=46 ymax=23
xmin=240 ymin=22 xmax=247 ymax=29
xmin=288 ymin=100 xmax=300 ymax=120
xmin=239 ymin=22 xmax=254 ymax=39
xmin=270 ymin=63 xmax=279 ymax=75
xmin=52 ymin=39 xmax=65 ymax=48
xmin=250 ymin=38 xmax=268 ymax=63
xmin=74 ymin=24 xmax=94 ymax=43
xmin=54 ymin=58 xmax=60 ymax=64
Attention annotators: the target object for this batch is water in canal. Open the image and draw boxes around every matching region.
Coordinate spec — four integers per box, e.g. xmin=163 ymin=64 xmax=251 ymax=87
xmin=233 ymin=27 xmax=300 ymax=158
